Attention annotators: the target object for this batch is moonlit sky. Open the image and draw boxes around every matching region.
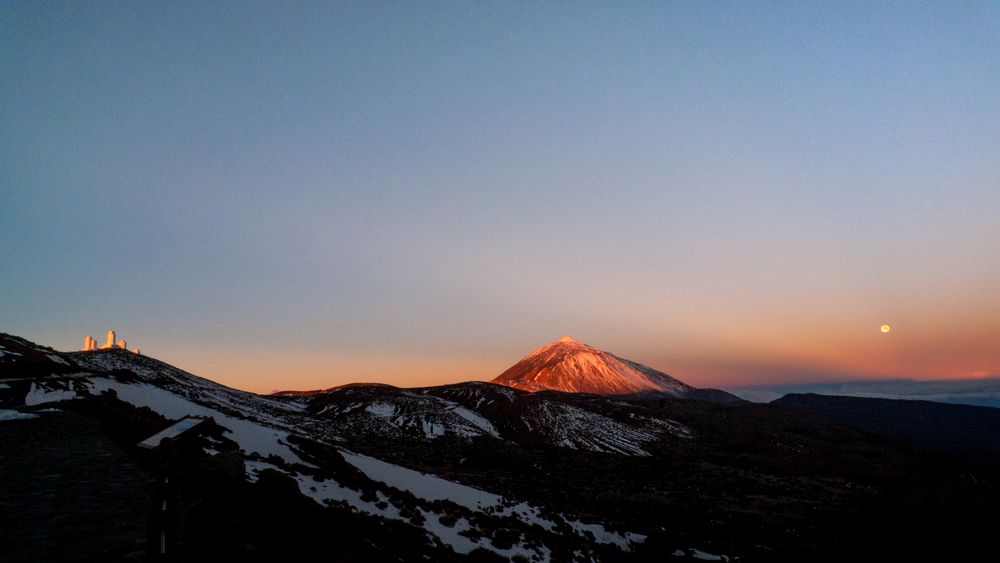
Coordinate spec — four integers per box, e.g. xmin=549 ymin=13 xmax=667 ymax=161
xmin=3 ymin=2 xmax=999 ymax=393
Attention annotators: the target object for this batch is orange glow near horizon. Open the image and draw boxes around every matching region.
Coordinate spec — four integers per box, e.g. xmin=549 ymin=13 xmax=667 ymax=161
xmin=139 ymin=313 xmax=1000 ymax=395
xmin=174 ymin=349 xmax=512 ymax=395
xmin=59 ymin=288 xmax=1000 ymax=395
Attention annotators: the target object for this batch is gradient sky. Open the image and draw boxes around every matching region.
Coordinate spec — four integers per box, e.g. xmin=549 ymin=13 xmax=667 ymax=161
xmin=3 ymin=2 xmax=999 ymax=393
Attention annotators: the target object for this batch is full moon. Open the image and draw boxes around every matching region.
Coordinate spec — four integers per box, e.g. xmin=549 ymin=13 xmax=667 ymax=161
xmin=880 ymin=324 xmax=891 ymax=333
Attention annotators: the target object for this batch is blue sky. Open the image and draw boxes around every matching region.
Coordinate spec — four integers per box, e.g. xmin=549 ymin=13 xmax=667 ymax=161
xmin=3 ymin=2 xmax=998 ymax=392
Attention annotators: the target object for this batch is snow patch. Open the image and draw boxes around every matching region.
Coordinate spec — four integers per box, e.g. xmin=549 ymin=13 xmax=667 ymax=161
xmin=0 ymin=409 xmax=39 ymax=421
xmin=342 ymin=451 xmax=502 ymax=510
xmin=449 ymin=406 xmax=500 ymax=438
xmin=422 ymin=420 xmax=445 ymax=439
xmin=0 ymin=347 xmax=22 ymax=358
xmin=566 ymin=520 xmax=646 ymax=550
xmin=365 ymin=402 xmax=397 ymax=417
xmin=46 ymin=354 xmax=70 ymax=366
xmin=24 ymin=383 xmax=78 ymax=406
xmin=672 ymin=548 xmax=731 ymax=561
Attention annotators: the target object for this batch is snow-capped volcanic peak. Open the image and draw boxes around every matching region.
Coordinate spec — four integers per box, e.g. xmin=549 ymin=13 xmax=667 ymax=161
xmin=491 ymin=337 xmax=694 ymax=396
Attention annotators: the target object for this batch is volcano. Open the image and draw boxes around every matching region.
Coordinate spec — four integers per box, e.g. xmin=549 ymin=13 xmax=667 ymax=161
xmin=492 ymin=336 xmax=710 ymax=397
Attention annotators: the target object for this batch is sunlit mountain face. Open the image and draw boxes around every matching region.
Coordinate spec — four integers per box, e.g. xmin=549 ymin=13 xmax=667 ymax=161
xmin=491 ymin=336 xmax=740 ymax=403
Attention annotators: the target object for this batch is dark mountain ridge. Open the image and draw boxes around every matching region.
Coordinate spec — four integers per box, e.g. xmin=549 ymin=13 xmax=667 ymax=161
xmin=774 ymin=392 xmax=1000 ymax=464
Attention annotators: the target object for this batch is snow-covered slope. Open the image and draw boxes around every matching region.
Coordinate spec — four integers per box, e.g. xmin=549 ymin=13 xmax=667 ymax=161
xmin=295 ymin=381 xmax=694 ymax=457
xmin=306 ymin=384 xmax=502 ymax=441
xmin=492 ymin=336 xmax=696 ymax=396
xmin=511 ymin=399 xmax=689 ymax=456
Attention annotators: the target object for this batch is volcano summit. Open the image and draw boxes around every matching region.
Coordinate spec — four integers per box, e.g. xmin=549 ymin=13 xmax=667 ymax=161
xmin=492 ymin=336 xmax=714 ymax=397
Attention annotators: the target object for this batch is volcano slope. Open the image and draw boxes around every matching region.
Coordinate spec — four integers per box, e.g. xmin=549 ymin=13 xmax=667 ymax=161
xmin=2 ymin=332 xmax=1000 ymax=562
xmin=491 ymin=337 xmax=741 ymax=404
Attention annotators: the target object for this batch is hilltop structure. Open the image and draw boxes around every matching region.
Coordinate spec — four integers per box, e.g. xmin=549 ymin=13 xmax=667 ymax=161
xmin=82 ymin=330 xmax=140 ymax=355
